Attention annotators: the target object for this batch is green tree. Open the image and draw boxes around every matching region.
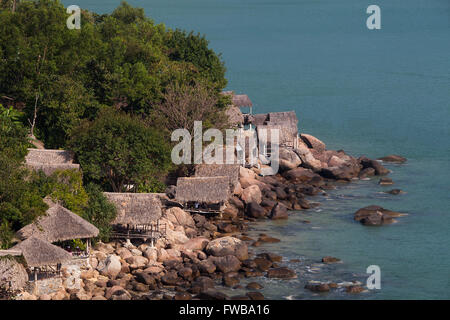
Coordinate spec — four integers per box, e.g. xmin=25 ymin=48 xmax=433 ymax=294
xmin=0 ymin=106 xmax=47 ymax=248
xmin=69 ymin=109 xmax=172 ymax=192
xmin=82 ymin=183 xmax=117 ymax=242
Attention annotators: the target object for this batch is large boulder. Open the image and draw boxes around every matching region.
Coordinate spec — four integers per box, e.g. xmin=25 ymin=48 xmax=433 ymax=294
xmin=239 ymin=166 xmax=257 ymax=180
xmin=205 ymin=237 xmax=248 ymax=261
xmin=182 ymin=237 xmax=210 ymax=251
xmin=354 ymin=205 xmax=404 ymax=226
xmin=246 ymin=202 xmax=266 ymax=219
xmin=282 ymin=167 xmax=318 ymax=183
xmin=279 ymin=148 xmax=302 ymax=172
xmin=98 ymin=255 xmax=121 ymax=278
xmin=241 ymin=185 xmax=262 ymax=204
xmin=165 ymin=228 xmax=189 ymax=245
xmin=211 ymin=255 xmax=242 ymax=273
xmin=164 ymin=207 xmax=195 ymax=228
xmin=239 ymin=177 xmax=270 ymax=192
xmin=300 ymin=134 xmax=326 ymax=152
xmin=269 ymin=203 xmax=289 ymax=220
xmin=266 ymin=267 xmax=297 ymax=279
xmin=0 ymin=257 xmax=28 ymax=293
xmin=295 ymin=140 xmax=323 ymax=171
xmin=359 ymin=157 xmax=390 ymax=175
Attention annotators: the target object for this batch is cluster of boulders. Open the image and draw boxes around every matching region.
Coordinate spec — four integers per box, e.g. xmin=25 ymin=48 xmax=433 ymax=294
xmin=16 ymin=232 xmax=297 ymax=300
xmin=223 ymin=134 xmax=401 ymax=227
xmin=7 ymin=133 xmax=408 ymax=300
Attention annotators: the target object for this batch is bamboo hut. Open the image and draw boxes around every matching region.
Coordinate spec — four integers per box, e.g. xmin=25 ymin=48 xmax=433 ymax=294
xmin=10 ymin=237 xmax=72 ymax=280
xmin=175 ymin=176 xmax=230 ymax=214
xmin=195 ymin=164 xmax=240 ymax=190
xmin=25 ymin=148 xmax=80 ymax=175
xmin=17 ymin=199 xmax=99 ymax=257
xmin=103 ymin=193 xmax=165 ymax=244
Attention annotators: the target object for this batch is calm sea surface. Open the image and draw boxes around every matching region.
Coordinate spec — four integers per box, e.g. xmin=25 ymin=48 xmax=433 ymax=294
xmin=65 ymin=0 xmax=450 ymax=299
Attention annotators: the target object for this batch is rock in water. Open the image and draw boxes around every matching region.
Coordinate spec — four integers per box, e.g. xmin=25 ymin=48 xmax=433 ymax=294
xmin=305 ymin=283 xmax=330 ymax=293
xmin=322 ymin=256 xmax=341 ymax=264
xmin=377 ymin=155 xmax=407 ymax=163
xmin=354 ymin=205 xmax=404 ymax=226
xmin=269 ymin=203 xmax=288 ymax=220
xmin=266 ymin=267 xmax=297 ymax=279
xmin=386 ymin=189 xmax=403 ymax=195
xmin=379 ymin=177 xmax=394 ymax=185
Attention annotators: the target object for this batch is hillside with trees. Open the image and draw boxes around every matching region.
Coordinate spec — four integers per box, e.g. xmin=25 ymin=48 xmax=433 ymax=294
xmin=0 ymin=0 xmax=231 ymax=248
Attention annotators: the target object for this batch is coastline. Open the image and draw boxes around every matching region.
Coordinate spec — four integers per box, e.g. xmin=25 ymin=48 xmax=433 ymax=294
xmin=11 ymin=133 xmax=406 ymax=301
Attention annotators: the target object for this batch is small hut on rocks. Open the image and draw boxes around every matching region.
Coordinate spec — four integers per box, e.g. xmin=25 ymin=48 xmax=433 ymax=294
xmin=175 ymin=176 xmax=230 ymax=214
xmin=103 ymin=193 xmax=165 ymax=244
xmin=17 ymin=199 xmax=99 ymax=257
xmin=10 ymin=237 xmax=72 ymax=280
xmin=25 ymin=148 xmax=80 ymax=176
xmin=195 ymin=164 xmax=240 ymax=191
xmin=252 ymin=111 xmax=299 ymax=149
xmin=222 ymin=91 xmax=253 ymax=114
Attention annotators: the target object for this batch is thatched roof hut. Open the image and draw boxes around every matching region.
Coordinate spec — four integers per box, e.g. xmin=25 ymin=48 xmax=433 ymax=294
xmin=25 ymin=149 xmax=80 ymax=175
xmin=10 ymin=237 xmax=72 ymax=268
xmin=176 ymin=176 xmax=230 ymax=204
xmin=25 ymin=149 xmax=76 ymax=164
xmin=195 ymin=164 xmax=240 ymax=189
xmin=251 ymin=111 xmax=299 ymax=148
xmin=17 ymin=200 xmax=99 ymax=243
xmin=232 ymin=94 xmax=253 ymax=107
xmin=221 ymin=91 xmax=253 ymax=108
xmin=103 ymin=193 xmax=162 ymax=225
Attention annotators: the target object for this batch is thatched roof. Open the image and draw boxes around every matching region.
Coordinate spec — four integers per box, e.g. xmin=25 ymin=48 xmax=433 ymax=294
xmin=10 ymin=237 xmax=72 ymax=267
xmin=17 ymin=200 xmax=99 ymax=242
xmin=176 ymin=176 xmax=230 ymax=204
xmin=225 ymin=106 xmax=244 ymax=126
xmin=221 ymin=91 xmax=253 ymax=107
xmin=103 ymin=193 xmax=162 ymax=225
xmin=26 ymin=163 xmax=80 ymax=176
xmin=25 ymin=149 xmax=76 ymax=164
xmin=0 ymin=249 xmax=22 ymax=257
xmin=25 ymin=148 xmax=80 ymax=176
xmin=232 ymin=94 xmax=252 ymax=107
xmin=257 ymin=124 xmax=298 ymax=147
xmin=195 ymin=164 xmax=240 ymax=189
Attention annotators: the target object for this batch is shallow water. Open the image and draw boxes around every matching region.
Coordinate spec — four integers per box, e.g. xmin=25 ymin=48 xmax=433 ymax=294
xmin=65 ymin=0 xmax=450 ymax=299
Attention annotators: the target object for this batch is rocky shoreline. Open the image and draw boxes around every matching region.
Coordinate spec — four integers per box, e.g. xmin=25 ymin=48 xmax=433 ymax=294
xmin=13 ymin=134 xmax=406 ymax=300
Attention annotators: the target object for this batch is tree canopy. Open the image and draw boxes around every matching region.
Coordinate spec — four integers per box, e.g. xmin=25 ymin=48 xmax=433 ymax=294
xmin=0 ymin=0 xmax=228 ymax=148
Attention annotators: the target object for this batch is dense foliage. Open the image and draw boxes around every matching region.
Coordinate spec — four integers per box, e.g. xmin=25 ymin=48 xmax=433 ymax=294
xmin=0 ymin=105 xmax=47 ymax=248
xmin=0 ymin=0 xmax=228 ymax=149
xmin=69 ymin=109 xmax=172 ymax=193
xmin=0 ymin=1 xmax=230 ymax=247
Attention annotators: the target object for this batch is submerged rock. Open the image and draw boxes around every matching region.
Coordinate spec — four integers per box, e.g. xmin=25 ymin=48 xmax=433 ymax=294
xmin=386 ymin=189 xmax=404 ymax=195
xmin=266 ymin=267 xmax=297 ymax=279
xmin=377 ymin=155 xmax=407 ymax=163
xmin=305 ymin=283 xmax=330 ymax=293
xmin=321 ymin=256 xmax=341 ymax=264
xmin=379 ymin=177 xmax=394 ymax=185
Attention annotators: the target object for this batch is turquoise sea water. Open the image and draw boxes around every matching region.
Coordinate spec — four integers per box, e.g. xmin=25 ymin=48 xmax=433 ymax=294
xmin=65 ymin=0 xmax=450 ymax=299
